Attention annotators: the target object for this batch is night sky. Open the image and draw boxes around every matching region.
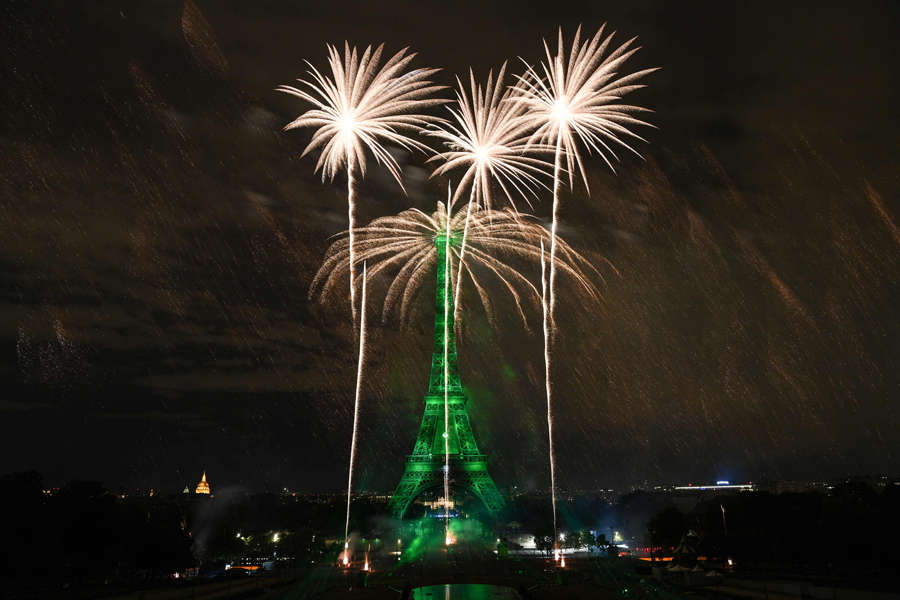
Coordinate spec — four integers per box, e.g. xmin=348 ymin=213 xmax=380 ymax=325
xmin=1 ymin=0 xmax=897 ymax=494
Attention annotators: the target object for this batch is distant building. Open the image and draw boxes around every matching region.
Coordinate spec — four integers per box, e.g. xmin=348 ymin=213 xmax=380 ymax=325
xmin=195 ymin=471 xmax=211 ymax=495
xmin=422 ymin=496 xmax=457 ymax=518
xmin=671 ymin=481 xmax=755 ymax=512
xmin=673 ymin=481 xmax=754 ymax=493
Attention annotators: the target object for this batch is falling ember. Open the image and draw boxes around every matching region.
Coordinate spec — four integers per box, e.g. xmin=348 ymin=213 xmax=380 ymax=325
xmin=560 ymin=556 xmax=566 ymax=568
xmin=554 ymin=547 xmax=560 ymax=562
xmin=342 ymin=264 xmax=368 ymax=560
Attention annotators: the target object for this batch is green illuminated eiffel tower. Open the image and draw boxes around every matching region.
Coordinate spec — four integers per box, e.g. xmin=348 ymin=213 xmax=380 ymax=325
xmin=387 ymin=232 xmax=505 ymax=518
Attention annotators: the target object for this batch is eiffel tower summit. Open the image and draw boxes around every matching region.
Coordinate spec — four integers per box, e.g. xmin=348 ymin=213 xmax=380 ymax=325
xmin=388 ymin=230 xmax=505 ymax=518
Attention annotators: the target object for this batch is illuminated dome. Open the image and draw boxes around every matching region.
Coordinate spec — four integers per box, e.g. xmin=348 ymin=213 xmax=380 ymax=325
xmin=195 ymin=471 xmax=210 ymax=495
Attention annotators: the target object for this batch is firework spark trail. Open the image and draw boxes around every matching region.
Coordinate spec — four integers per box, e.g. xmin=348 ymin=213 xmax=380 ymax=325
xmin=514 ymin=25 xmax=656 ymax=557
xmin=347 ymin=153 xmax=358 ymax=325
xmin=343 ymin=262 xmax=367 ymax=564
xmin=540 ymin=240 xmax=558 ymax=558
xmin=277 ymin=42 xmax=445 ymax=330
xmin=547 ymin=135 xmax=563 ymax=557
xmin=443 ymin=207 xmax=451 ymax=543
xmin=451 ymin=183 xmax=477 ymax=325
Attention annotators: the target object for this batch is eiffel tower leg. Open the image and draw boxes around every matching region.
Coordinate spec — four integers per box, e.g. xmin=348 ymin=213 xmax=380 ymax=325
xmin=388 ymin=465 xmax=436 ymax=518
xmin=458 ymin=468 xmax=505 ymax=517
xmin=472 ymin=472 xmax=505 ymax=515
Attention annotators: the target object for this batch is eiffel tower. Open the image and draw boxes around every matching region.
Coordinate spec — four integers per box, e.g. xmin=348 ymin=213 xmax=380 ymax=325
xmin=387 ymin=231 xmax=505 ymax=518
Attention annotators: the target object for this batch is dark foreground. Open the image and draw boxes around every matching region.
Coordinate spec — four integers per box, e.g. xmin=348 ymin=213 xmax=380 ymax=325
xmin=86 ymin=553 xmax=900 ymax=600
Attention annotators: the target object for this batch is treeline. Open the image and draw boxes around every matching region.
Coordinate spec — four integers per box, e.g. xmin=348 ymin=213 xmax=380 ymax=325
xmin=646 ymin=481 xmax=900 ymax=576
xmin=2 ymin=471 xmax=193 ymax=592
xmin=0 ymin=471 xmax=371 ymax=592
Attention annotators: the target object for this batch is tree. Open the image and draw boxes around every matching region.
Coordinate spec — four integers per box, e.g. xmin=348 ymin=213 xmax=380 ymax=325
xmin=648 ymin=506 xmax=686 ymax=554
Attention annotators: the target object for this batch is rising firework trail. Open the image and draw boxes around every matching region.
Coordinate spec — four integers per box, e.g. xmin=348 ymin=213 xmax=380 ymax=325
xmin=428 ymin=64 xmax=552 ymax=323
xmin=277 ymin=42 xmax=444 ymax=328
xmin=442 ymin=201 xmax=451 ymax=541
xmin=343 ymin=262 xmax=368 ymax=565
xmin=540 ymin=239 xmax=557 ymax=557
xmin=514 ymin=24 xmax=657 ymax=552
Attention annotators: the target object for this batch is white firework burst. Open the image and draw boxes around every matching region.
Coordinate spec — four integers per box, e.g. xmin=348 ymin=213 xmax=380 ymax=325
xmin=276 ymin=42 xmax=445 ymax=326
xmin=429 ymin=62 xmax=552 ymax=213
xmin=514 ymin=25 xmax=658 ymax=189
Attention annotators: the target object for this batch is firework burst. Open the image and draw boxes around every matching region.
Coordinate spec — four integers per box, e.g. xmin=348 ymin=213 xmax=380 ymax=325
xmin=277 ymin=42 xmax=445 ymax=326
xmin=310 ymin=195 xmax=601 ymax=331
xmin=429 ymin=63 xmax=552 ymax=212
xmin=515 ymin=25 xmax=658 ymax=189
